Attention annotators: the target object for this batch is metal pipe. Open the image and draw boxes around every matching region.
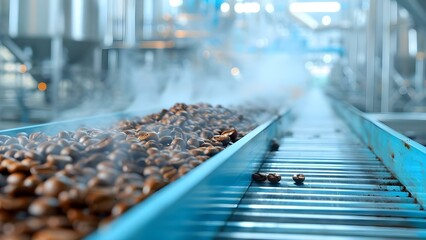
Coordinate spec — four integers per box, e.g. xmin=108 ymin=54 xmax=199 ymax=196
xmin=125 ymin=0 xmax=136 ymax=46
xmin=366 ymin=0 xmax=377 ymax=112
xmin=381 ymin=0 xmax=391 ymax=112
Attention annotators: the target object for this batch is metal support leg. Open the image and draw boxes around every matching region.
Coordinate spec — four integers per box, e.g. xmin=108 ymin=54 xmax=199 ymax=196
xmin=51 ymin=37 xmax=63 ymax=119
xmin=366 ymin=0 xmax=377 ymax=112
xmin=381 ymin=0 xmax=391 ymax=112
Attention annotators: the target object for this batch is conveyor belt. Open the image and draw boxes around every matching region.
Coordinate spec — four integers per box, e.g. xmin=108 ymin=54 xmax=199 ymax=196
xmin=212 ymin=93 xmax=426 ymax=239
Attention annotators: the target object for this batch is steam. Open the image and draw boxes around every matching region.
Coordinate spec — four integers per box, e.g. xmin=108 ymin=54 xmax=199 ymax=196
xmin=56 ymin=6 xmax=309 ymax=121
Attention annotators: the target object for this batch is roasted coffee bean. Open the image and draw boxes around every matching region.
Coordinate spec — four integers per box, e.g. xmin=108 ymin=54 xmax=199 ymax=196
xmin=137 ymin=132 xmax=158 ymax=142
xmin=89 ymin=197 xmax=115 ymax=214
xmin=143 ymin=175 xmax=166 ymax=195
xmin=159 ymin=136 xmax=173 ymax=145
xmin=42 ymin=176 xmax=72 ymax=197
xmin=30 ymin=165 xmax=57 ymax=180
xmin=212 ymin=135 xmax=230 ymax=145
xmin=2 ymin=221 xmax=31 ymax=236
xmin=23 ymin=175 xmax=42 ymax=189
xmin=21 ymin=158 xmax=40 ymax=168
xmin=29 ymin=197 xmax=60 ymax=216
xmin=107 ymin=150 xmax=128 ymax=163
xmin=267 ymin=173 xmax=281 ymax=184
xmin=32 ymin=228 xmax=80 ymax=240
xmin=29 ymin=132 xmax=47 ymax=141
xmin=292 ymin=173 xmax=305 ymax=185
xmin=178 ymin=164 xmax=192 ymax=176
xmin=66 ymin=208 xmax=97 ymax=223
xmin=142 ymin=166 xmax=160 ymax=177
xmin=204 ymin=146 xmax=220 ymax=156
xmin=85 ymin=137 xmax=113 ymax=153
xmin=24 ymin=151 xmax=42 ymax=161
xmin=2 ymin=158 xmax=18 ymax=167
xmin=4 ymin=217 xmax=46 ymax=235
xmin=72 ymin=220 xmax=98 ymax=235
xmin=252 ymin=172 xmax=267 ymax=182
xmin=7 ymin=163 xmax=30 ymax=174
xmin=270 ymin=139 xmax=280 ymax=151
xmin=4 ymin=184 xmax=34 ymax=197
xmin=78 ymin=135 xmax=91 ymax=144
xmin=171 ymin=138 xmax=186 ymax=149
xmin=159 ymin=166 xmax=175 ymax=175
xmin=146 ymin=147 xmax=159 ymax=156
xmin=46 ymin=155 xmax=72 ymax=169
xmin=25 ymin=142 xmax=37 ymax=150
xmin=57 ymin=139 xmax=70 ymax=147
xmin=4 ymin=149 xmax=18 ymax=158
xmin=0 ymin=209 xmax=13 ymax=222
xmin=186 ymin=138 xmax=201 ymax=148
xmin=168 ymin=157 xmax=186 ymax=168
xmin=143 ymin=140 xmax=159 ymax=149
xmin=158 ymin=129 xmax=172 ymax=138
xmin=0 ymin=146 xmax=8 ymax=154
xmin=45 ymin=144 xmax=62 ymax=156
xmin=60 ymin=147 xmax=80 ymax=161
xmin=98 ymin=167 xmax=120 ymax=182
xmin=0 ymin=196 xmax=31 ymax=211
xmin=111 ymin=202 xmax=130 ymax=217
xmin=76 ymin=153 xmax=105 ymax=168
xmin=7 ymin=173 xmax=27 ymax=185
xmin=122 ymin=162 xmax=143 ymax=175
xmin=13 ymin=150 xmax=27 ymax=161
xmin=58 ymin=187 xmax=87 ymax=209
xmin=5 ymin=137 xmax=19 ymax=145
xmin=96 ymin=161 xmax=117 ymax=172
xmin=188 ymin=159 xmax=202 ymax=168
xmin=200 ymin=130 xmax=214 ymax=139
xmin=189 ymin=148 xmax=204 ymax=156
xmin=162 ymin=167 xmax=178 ymax=180
xmin=88 ymin=176 xmax=110 ymax=187
xmin=46 ymin=215 xmax=72 ymax=228
xmin=130 ymin=143 xmax=146 ymax=152
xmin=115 ymin=173 xmax=143 ymax=186
xmin=57 ymin=131 xmax=72 ymax=139
xmin=222 ymin=129 xmax=238 ymax=141
xmin=0 ymin=135 xmax=11 ymax=142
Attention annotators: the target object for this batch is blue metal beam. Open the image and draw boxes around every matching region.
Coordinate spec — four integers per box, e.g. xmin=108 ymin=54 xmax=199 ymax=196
xmin=88 ymin=112 xmax=291 ymax=239
xmin=332 ymin=99 xmax=426 ymax=208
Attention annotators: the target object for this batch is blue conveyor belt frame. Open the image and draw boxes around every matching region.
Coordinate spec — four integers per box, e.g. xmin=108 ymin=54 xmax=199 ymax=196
xmin=0 ymin=94 xmax=426 ymax=239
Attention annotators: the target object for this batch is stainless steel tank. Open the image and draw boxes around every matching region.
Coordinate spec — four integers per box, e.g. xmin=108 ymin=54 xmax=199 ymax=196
xmin=8 ymin=0 xmax=60 ymax=38
xmin=64 ymin=0 xmax=104 ymax=42
xmin=0 ymin=0 xmax=10 ymax=35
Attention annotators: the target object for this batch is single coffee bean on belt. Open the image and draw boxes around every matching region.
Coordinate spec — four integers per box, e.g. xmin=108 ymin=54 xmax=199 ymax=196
xmin=270 ymin=139 xmax=280 ymax=151
xmin=252 ymin=172 xmax=267 ymax=182
xmin=293 ymin=173 xmax=305 ymax=185
xmin=267 ymin=173 xmax=281 ymax=184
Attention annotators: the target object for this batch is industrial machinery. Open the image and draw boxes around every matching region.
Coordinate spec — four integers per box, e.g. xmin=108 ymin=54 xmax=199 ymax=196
xmin=1 ymin=91 xmax=426 ymax=239
xmin=1 ymin=0 xmax=426 ymax=239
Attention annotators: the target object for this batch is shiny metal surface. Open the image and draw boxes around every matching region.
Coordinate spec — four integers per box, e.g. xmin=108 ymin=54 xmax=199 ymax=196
xmin=8 ymin=0 xmax=60 ymax=38
xmin=333 ymin=97 xmax=426 ymax=207
xmin=64 ymin=0 xmax=103 ymax=41
xmin=368 ymin=113 xmax=426 ymax=146
xmin=216 ymin=92 xmax=426 ymax=239
xmin=0 ymin=0 xmax=9 ymax=35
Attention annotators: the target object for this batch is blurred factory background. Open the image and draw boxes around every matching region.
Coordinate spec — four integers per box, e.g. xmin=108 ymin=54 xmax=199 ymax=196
xmin=0 ymin=0 xmax=425 ymax=129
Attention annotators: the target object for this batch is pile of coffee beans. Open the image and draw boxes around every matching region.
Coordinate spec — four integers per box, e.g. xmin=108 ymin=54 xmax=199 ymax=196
xmin=0 ymin=103 xmax=255 ymax=239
